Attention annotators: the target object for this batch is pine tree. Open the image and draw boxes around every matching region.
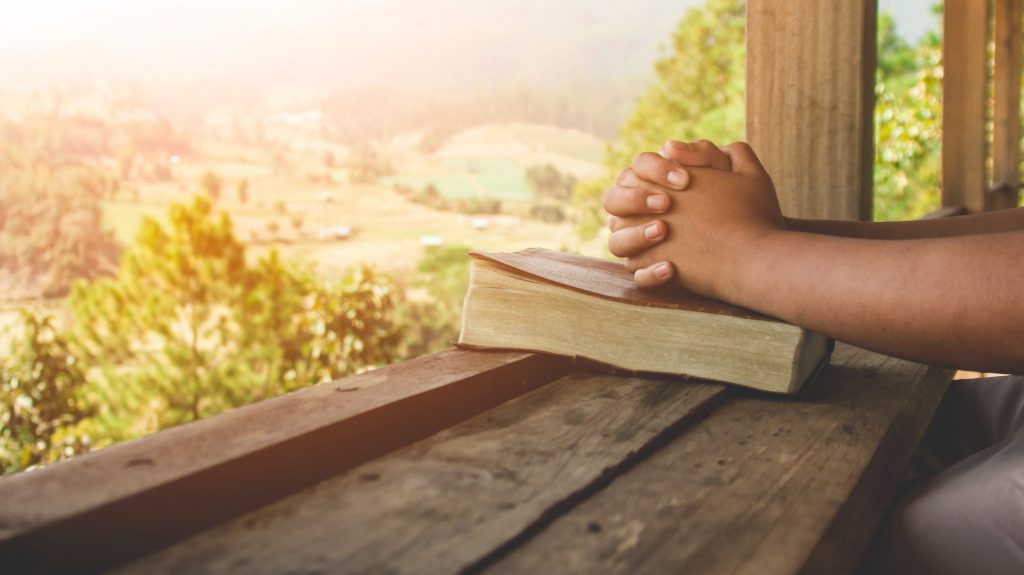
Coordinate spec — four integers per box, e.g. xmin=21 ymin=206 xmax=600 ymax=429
xmin=574 ymin=0 xmax=746 ymax=239
xmin=69 ymin=195 xmax=402 ymax=440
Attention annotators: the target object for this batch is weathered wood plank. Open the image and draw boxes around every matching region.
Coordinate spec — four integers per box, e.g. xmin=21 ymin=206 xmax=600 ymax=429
xmin=943 ymin=0 xmax=990 ymax=213
xmin=992 ymin=0 xmax=1023 ymax=210
xmin=111 ymin=374 xmax=727 ymax=575
xmin=0 ymin=349 xmax=571 ymax=574
xmin=484 ymin=345 xmax=952 ymax=575
xmin=746 ymin=1 xmax=876 ymax=221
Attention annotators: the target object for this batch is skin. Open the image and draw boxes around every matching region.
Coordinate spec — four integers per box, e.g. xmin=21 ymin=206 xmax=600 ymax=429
xmin=603 ymin=139 xmax=1024 ymax=374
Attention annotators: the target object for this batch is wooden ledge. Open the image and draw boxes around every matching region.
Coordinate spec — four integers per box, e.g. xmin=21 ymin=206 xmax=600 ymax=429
xmin=0 ymin=349 xmax=571 ymax=573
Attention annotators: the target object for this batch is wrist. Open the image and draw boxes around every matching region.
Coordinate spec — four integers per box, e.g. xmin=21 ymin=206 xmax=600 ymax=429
xmin=719 ymin=228 xmax=796 ymax=313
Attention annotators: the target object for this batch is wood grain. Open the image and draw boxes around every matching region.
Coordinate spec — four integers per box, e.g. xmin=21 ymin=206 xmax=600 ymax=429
xmin=0 ymin=349 xmax=570 ymax=574
xmin=746 ymin=1 xmax=876 ymax=221
xmin=484 ymin=345 xmax=952 ymax=575
xmin=111 ymin=374 xmax=727 ymax=575
xmin=992 ymin=0 xmax=1022 ymax=210
xmin=943 ymin=0 xmax=990 ymax=213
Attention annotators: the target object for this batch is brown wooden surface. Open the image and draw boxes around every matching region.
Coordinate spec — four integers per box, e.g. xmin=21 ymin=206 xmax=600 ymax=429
xmin=920 ymin=205 xmax=968 ymax=220
xmin=83 ymin=344 xmax=950 ymax=575
xmin=484 ymin=345 xmax=951 ymax=575
xmin=111 ymin=374 xmax=727 ymax=574
xmin=993 ymin=0 xmax=1023 ymax=210
xmin=0 ymin=349 xmax=571 ymax=573
xmin=746 ymin=1 xmax=876 ymax=221
xmin=943 ymin=0 xmax=990 ymax=213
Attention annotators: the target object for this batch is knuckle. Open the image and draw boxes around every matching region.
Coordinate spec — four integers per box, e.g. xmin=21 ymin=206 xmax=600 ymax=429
xmin=601 ymin=187 xmax=614 ymax=210
xmin=727 ymin=141 xmax=752 ymax=153
xmin=608 ymin=235 xmax=626 ymax=257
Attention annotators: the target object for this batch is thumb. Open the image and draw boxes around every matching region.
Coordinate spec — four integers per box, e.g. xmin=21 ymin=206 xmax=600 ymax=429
xmin=721 ymin=142 xmax=766 ymax=174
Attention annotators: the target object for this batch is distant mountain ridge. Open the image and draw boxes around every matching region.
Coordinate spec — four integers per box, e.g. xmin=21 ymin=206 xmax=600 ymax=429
xmin=0 ymin=0 xmax=705 ymax=137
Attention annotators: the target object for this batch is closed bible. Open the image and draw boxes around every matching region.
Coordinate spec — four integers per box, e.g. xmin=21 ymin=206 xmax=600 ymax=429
xmin=458 ymin=248 xmax=832 ymax=393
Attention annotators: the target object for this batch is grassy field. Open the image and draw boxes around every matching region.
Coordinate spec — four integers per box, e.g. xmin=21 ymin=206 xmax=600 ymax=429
xmin=96 ymin=122 xmax=610 ymax=284
xmin=380 ymin=122 xmax=606 ymax=202
xmin=3 ymin=120 xmax=612 ymax=371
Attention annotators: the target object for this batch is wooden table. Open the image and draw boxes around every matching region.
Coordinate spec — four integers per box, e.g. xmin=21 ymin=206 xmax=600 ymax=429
xmin=0 ymin=343 xmax=951 ymax=574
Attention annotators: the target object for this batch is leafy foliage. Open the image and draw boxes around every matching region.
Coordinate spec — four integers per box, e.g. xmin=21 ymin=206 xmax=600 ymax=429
xmin=1 ymin=309 xmax=95 ymax=473
xmin=574 ymin=0 xmax=745 ymax=239
xmin=68 ymin=195 xmax=402 ymax=439
xmin=873 ymin=33 xmax=943 ymax=221
xmin=397 ymin=244 xmax=471 ymax=359
xmin=0 ymin=168 xmax=121 ymax=298
xmin=200 ymin=170 xmax=224 ymax=201
xmin=526 ymin=163 xmax=576 ymax=201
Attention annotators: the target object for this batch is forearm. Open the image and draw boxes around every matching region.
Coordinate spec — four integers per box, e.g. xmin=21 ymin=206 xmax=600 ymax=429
xmin=785 ymin=206 xmax=1024 ymax=239
xmin=729 ymin=230 xmax=1024 ymax=373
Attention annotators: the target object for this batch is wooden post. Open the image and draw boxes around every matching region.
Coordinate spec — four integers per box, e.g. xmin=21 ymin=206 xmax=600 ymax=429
xmin=942 ymin=0 xmax=990 ymax=213
xmin=746 ymin=1 xmax=877 ymax=221
xmin=992 ymin=0 xmax=1022 ymax=210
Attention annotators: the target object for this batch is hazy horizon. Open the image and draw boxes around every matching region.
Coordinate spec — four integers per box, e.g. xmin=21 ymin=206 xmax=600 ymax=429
xmin=2 ymin=0 xmax=938 ymax=125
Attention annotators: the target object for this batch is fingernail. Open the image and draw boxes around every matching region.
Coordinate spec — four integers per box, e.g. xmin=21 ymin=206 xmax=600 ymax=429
xmin=644 ymin=222 xmax=662 ymax=240
xmin=654 ymin=263 xmax=672 ymax=279
xmin=667 ymin=140 xmax=687 ymax=149
xmin=667 ymin=170 xmax=687 ymax=189
xmin=646 ymin=194 xmax=668 ymax=211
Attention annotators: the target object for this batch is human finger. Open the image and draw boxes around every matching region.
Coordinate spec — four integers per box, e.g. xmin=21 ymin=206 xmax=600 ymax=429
xmin=603 ymin=185 xmax=670 ymax=217
xmin=661 ymin=139 xmax=732 ymax=171
xmin=633 ymin=261 xmax=675 ymax=288
xmin=608 ymin=220 xmax=666 ymax=258
xmin=631 ymin=152 xmax=690 ymax=190
xmin=720 ymin=141 xmax=766 ymax=174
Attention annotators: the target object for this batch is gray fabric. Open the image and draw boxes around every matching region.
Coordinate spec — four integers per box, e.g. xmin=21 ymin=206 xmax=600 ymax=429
xmin=871 ymin=375 xmax=1024 ymax=575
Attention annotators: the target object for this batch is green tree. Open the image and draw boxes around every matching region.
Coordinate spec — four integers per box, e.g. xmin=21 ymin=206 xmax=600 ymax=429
xmin=0 ymin=167 xmax=121 ymax=298
xmin=69 ymin=195 xmax=402 ymax=439
xmin=397 ymin=244 xmax=471 ymax=359
xmin=872 ymin=12 xmax=947 ymax=221
xmin=526 ymin=163 xmax=576 ymax=201
xmin=237 ymin=178 xmax=250 ymax=205
xmin=348 ymin=143 xmax=394 ymax=183
xmin=873 ymin=38 xmax=942 ymax=221
xmin=574 ymin=0 xmax=746 ymax=239
xmin=1 ymin=309 xmax=95 ymax=473
xmin=200 ymin=170 xmax=223 ymax=201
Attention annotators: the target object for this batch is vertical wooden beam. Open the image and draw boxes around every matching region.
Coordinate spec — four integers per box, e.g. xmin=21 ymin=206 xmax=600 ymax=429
xmin=943 ymin=0 xmax=990 ymax=213
xmin=746 ymin=1 xmax=877 ymax=221
xmin=992 ymin=0 xmax=1022 ymax=210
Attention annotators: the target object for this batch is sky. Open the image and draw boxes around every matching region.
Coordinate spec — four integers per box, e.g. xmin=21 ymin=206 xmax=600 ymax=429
xmin=0 ymin=0 xmax=940 ymax=79
xmin=879 ymin=0 xmax=940 ymax=43
xmin=0 ymin=0 xmax=942 ymax=118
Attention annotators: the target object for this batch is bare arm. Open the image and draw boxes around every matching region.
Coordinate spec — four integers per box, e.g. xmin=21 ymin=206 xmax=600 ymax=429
xmin=784 ymin=208 xmax=1024 ymax=239
xmin=732 ymin=229 xmax=1024 ymax=374
xmin=603 ymin=141 xmax=1024 ymax=374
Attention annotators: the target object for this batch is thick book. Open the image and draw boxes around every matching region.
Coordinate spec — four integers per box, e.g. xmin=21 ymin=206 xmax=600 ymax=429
xmin=457 ymin=248 xmax=832 ymax=394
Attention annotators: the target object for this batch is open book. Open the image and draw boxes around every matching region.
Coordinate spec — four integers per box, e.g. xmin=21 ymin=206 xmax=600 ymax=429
xmin=458 ymin=248 xmax=832 ymax=393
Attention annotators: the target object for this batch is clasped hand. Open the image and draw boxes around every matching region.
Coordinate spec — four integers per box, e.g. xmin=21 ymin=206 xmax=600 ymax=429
xmin=604 ymin=140 xmax=785 ymax=301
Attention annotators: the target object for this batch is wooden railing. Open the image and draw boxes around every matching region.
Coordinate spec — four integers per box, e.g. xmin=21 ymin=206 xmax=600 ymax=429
xmin=0 ymin=345 xmax=951 ymax=574
xmin=0 ymin=350 xmax=569 ymax=572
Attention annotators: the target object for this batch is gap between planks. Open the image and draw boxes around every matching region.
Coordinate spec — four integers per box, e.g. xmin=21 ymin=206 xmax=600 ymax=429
xmin=482 ymin=344 xmax=952 ymax=575
xmin=0 ymin=349 xmax=572 ymax=574
xmin=110 ymin=373 xmax=728 ymax=575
